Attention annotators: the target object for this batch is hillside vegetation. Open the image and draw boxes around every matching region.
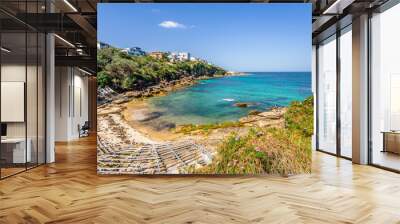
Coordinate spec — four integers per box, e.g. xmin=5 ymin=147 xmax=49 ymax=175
xmin=97 ymin=47 xmax=226 ymax=91
xmin=191 ymin=96 xmax=313 ymax=175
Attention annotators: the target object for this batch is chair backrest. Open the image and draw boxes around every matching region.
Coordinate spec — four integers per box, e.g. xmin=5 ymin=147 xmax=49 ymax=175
xmin=82 ymin=121 xmax=90 ymax=129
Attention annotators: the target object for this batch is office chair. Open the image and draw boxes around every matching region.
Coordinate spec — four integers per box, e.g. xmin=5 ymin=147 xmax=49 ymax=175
xmin=79 ymin=121 xmax=90 ymax=138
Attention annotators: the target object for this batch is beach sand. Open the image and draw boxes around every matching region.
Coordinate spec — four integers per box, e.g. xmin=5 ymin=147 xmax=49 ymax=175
xmin=122 ymin=99 xmax=184 ymax=142
xmin=98 ymin=71 xmax=287 ymax=154
xmin=119 ymin=97 xmax=286 ymax=151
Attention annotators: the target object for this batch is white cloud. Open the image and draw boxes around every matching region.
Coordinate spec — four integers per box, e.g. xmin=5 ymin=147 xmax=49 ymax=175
xmin=159 ymin=21 xmax=186 ymax=29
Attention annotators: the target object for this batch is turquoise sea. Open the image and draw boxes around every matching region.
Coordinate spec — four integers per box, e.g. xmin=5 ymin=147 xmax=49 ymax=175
xmin=148 ymin=72 xmax=311 ymax=125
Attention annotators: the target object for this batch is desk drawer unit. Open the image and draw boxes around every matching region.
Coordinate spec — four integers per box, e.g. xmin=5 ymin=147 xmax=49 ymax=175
xmin=383 ymin=132 xmax=400 ymax=154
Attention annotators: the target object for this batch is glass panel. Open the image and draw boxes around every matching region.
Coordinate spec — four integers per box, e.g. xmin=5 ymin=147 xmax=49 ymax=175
xmin=1 ymin=31 xmax=27 ymax=177
xmin=27 ymin=31 xmax=38 ymax=169
xmin=0 ymin=1 xmax=46 ymax=178
xmin=26 ymin=0 xmax=38 ymax=168
xmin=371 ymin=3 xmax=400 ymax=171
xmin=317 ymin=35 xmax=337 ymax=154
xmin=38 ymin=32 xmax=45 ymax=165
xmin=340 ymin=27 xmax=352 ymax=158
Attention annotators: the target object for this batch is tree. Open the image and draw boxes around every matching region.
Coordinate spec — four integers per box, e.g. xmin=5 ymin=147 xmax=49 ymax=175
xmin=97 ymin=71 xmax=112 ymax=88
xmin=97 ymin=46 xmax=227 ymax=91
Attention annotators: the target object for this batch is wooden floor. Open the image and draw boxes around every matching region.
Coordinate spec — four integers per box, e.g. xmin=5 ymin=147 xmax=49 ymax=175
xmin=372 ymin=151 xmax=400 ymax=171
xmin=1 ymin=136 xmax=400 ymax=224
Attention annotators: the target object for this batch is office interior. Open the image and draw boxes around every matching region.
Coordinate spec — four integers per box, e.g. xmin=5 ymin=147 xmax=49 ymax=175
xmin=1 ymin=0 xmax=400 ymax=178
xmin=0 ymin=0 xmax=97 ymax=179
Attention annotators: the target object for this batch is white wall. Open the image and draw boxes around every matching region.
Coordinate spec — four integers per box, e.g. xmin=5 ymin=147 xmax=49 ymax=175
xmin=1 ymin=64 xmax=26 ymax=139
xmin=1 ymin=62 xmax=46 ymax=164
xmin=54 ymin=67 xmax=89 ymax=141
xmin=55 ymin=66 xmax=69 ymax=141
xmin=72 ymin=72 xmax=89 ymax=138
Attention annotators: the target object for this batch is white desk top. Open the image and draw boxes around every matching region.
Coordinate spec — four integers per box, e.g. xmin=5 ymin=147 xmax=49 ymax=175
xmin=1 ymin=138 xmax=28 ymax=143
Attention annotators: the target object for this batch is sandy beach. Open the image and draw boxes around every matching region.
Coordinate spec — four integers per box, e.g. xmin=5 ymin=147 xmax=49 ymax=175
xmin=98 ymin=94 xmax=286 ymax=151
xmin=97 ymin=72 xmax=289 ymax=174
xmin=122 ymin=100 xmax=184 ymax=142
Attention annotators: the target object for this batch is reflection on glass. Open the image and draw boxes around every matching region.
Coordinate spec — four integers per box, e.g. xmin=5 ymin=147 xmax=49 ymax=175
xmin=38 ymin=33 xmax=46 ymax=165
xmin=371 ymin=3 xmax=400 ymax=171
xmin=0 ymin=1 xmax=47 ymax=179
xmin=27 ymin=32 xmax=38 ymax=169
xmin=340 ymin=27 xmax=352 ymax=158
xmin=1 ymin=32 xmax=27 ymax=177
xmin=318 ymin=36 xmax=337 ymax=154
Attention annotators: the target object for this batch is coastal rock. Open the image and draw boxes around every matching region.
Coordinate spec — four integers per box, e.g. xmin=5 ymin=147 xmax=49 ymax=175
xmin=124 ymin=91 xmax=142 ymax=98
xmin=114 ymin=98 xmax=130 ymax=105
xmin=234 ymin=102 xmax=251 ymax=108
xmin=239 ymin=107 xmax=286 ymax=128
xmin=258 ymin=108 xmax=286 ymax=119
xmin=142 ymin=91 xmax=153 ymax=97
xmin=98 ymin=106 xmax=123 ymax=116
xmin=239 ymin=116 xmax=258 ymax=123
xmin=99 ymin=74 xmax=199 ymax=107
xmin=248 ymin=110 xmax=262 ymax=116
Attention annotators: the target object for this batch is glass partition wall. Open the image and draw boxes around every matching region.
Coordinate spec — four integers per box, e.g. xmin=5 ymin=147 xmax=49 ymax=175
xmin=316 ymin=26 xmax=353 ymax=159
xmin=0 ymin=4 xmax=46 ymax=179
xmin=339 ymin=26 xmax=352 ymax=159
xmin=317 ymin=35 xmax=337 ymax=155
xmin=370 ymin=3 xmax=400 ymax=171
xmin=315 ymin=0 xmax=400 ymax=172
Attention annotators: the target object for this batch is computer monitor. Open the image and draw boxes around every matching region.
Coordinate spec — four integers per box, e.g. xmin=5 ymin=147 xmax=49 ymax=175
xmin=1 ymin=123 xmax=7 ymax=137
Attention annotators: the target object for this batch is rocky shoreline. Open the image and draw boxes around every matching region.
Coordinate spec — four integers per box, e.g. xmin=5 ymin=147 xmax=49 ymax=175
xmin=100 ymin=73 xmax=242 ymax=104
xmin=239 ymin=107 xmax=287 ymax=128
xmin=98 ymin=75 xmax=198 ymax=106
xmin=97 ymin=73 xmax=289 ymax=173
xmin=97 ymin=72 xmax=250 ymax=106
xmin=97 ymin=71 xmax=287 ymax=145
xmin=98 ymin=96 xmax=287 ymax=152
xmin=172 ymin=106 xmax=287 ymax=151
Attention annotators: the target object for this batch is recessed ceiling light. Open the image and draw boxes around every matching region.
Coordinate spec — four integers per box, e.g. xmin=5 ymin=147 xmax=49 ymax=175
xmin=1 ymin=47 xmax=11 ymax=53
xmin=323 ymin=0 xmax=355 ymax=15
xmin=78 ymin=67 xmax=92 ymax=76
xmin=54 ymin=34 xmax=75 ymax=48
xmin=63 ymin=0 xmax=78 ymax=12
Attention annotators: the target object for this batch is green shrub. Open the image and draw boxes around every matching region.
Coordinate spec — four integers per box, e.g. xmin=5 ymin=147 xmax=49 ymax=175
xmin=192 ymin=130 xmax=269 ymax=174
xmin=97 ymin=71 xmax=112 ymax=88
xmin=122 ymin=75 xmax=137 ymax=89
xmin=285 ymin=95 xmax=314 ymax=137
xmin=97 ymin=46 xmax=226 ymax=91
xmin=192 ymin=96 xmax=313 ymax=175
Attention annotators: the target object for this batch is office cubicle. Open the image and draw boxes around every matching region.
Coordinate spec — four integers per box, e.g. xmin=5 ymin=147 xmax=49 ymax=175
xmin=0 ymin=1 xmax=46 ymax=179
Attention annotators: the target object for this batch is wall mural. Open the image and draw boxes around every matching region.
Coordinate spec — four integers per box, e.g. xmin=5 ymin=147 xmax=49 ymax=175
xmin=97 ymin=3 xmax=313 ymax=175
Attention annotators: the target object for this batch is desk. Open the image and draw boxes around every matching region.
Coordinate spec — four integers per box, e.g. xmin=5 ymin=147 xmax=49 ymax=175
xmin=382 ymin=131 xmax=400 ymax=154
xmin=1 ymin=138 xmax=31 ymax=163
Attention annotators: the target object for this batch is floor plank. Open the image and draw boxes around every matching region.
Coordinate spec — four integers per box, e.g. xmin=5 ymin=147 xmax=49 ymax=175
xmin=0 ymin=135 xmax=399 ymax=223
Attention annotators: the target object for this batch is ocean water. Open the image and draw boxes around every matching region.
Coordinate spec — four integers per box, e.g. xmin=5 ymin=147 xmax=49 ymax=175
xmin=148 ymin=72 xmax=312 ymax=125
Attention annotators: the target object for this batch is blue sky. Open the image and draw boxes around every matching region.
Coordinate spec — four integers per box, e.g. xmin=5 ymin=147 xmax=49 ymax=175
xmin=98 ymin=4 xmax=311 ymax=72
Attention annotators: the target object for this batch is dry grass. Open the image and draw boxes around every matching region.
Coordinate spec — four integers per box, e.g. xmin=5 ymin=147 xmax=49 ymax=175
xmin=175 ymin=121 xmax=243 ymax=135
xmin=190 ymin=96 xmax=313 ymax=175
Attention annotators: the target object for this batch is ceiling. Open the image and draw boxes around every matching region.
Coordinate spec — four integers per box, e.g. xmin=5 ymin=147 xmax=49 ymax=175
xmin=0 ymin=0 xmax=392 ymax=73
